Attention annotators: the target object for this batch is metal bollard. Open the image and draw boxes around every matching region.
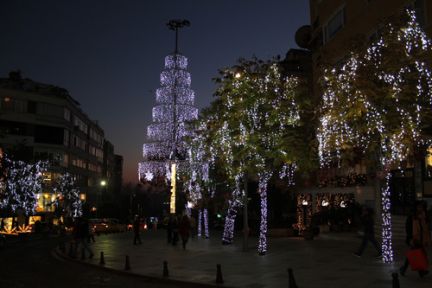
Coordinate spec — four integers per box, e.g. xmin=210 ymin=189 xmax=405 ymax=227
xmin=163 ymin=260 xmax=169 ymax=277
xmin=125 ymin=255 xmax=131 ymax=270
xmin=99 ymin=251 xmax=105 ymax=265
xmin=216 ymin=264 xmax=224 ymax=284
xmin=68 ymin=242 xmax=74 ymax=258
xmin=392 ymin=273 xmax=400 ymax=288
xmin=288 ymin=268 xmax=298 ymax=288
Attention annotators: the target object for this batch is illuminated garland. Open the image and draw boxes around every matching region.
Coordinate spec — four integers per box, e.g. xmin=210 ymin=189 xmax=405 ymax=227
xmin=138 ymin=54 xmax=198 ymax=181
xmin=317 ymin=10 xmax=432 ymax=263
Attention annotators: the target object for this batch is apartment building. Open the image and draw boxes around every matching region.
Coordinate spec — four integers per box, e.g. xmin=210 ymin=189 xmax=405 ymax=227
xmin=0 ymin=71 xmax=107 ymax=215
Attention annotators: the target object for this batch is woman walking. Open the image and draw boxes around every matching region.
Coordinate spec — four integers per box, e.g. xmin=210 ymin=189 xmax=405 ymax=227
xmin=400 ymin=202 xmax=430 ymax=277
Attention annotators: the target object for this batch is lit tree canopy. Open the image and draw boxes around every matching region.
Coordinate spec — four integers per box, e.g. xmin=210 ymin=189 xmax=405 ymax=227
xmin=317 ymin=10 xmax=432 ymax=264
xmin=318 ymin=10 xmax=432 ymax=169
xmin=0 ymin=154 xmax=46 ymax=216
xmin=199 ymin=57 xmax=311 ymax=253
xmin=54 ymin=173 xmax=82 ymax=218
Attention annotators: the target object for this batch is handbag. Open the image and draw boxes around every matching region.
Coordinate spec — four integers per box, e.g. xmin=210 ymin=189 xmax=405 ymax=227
xmin=406 ymin=248 xmax=429 ymax=271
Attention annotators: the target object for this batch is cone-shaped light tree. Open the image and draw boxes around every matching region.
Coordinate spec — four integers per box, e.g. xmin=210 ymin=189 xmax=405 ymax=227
xmin=138 ymin=20 xmax=198 ymax=214
xmin=317 ymin=10 xmax=432 ymax=263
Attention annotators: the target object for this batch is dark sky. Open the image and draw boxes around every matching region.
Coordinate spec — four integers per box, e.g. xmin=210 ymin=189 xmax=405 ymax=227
xmin=0 ymin=0 xmax=310 ymax=183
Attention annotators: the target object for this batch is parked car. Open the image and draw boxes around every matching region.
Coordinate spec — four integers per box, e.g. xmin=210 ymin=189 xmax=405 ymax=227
xmin=89 ymin=218 xmax=127 ymax=234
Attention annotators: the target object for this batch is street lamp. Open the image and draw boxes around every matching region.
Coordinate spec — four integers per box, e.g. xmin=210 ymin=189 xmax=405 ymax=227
xmin=97 ymin=180 xmax=107 ymax=218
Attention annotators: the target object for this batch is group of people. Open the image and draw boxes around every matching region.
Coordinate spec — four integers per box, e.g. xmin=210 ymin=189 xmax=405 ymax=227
xmin=132 ymin=213 xmax=194 ymax=250
xmin=71 ymin=217 xmax=95 ymax=259
xmin=166 ymin=214 xmax=192 ymax=249
xmin=354 ymin=201 xmax=431 ymax=278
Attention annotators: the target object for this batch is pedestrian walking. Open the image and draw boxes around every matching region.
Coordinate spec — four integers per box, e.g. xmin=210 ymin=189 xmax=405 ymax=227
xmin=400 ymin=202 xmax=430 ymax=277
xmin=172 ymin=215 xmax=179 ymax=246
xmin=354 ymin=206 xmax=381 ymax=258
xmin=166 ymin=215 xmax=173 ymax=244
xmin=179 ymin=215 xmax=191 ymax=249
xmin=189 ymin=215 xmax=196 ymax=239
xmin=78 ymin=218 xmax=94 ymax=258
xmin=88 ymin=222 xmax=96 ymax=243
xmin=133 ymin=215 xmax=142 ymax=245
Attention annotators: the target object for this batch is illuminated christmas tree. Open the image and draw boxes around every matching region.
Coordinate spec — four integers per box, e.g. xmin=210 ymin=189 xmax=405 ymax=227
xmin=138 ymin=20 xmax=198 ymax=213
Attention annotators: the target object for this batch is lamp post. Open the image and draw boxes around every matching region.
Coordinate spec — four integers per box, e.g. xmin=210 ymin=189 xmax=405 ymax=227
xmin=166 ymin=19 xmax=190 ymax=215
xmin=98 ymin=180 xmax=107 ymax=218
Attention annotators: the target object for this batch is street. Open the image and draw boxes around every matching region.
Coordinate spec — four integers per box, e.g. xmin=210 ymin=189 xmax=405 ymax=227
xmin=0 ymin=236 xmax=203 ymax=288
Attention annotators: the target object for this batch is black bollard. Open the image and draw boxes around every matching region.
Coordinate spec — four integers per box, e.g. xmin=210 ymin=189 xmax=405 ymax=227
xmin=392 ymin=273 xmax=400 ymax=288
xmin=81 ymin=248 xmax=86 ymax=260
xmin=68 ymin=242 xmax=74 ymax=258
xmin=59 ymin=242 xmax=66 ymax=253
xmin=216 ymin=264 xmax=224 ymax=284
xmin=288 ymin=268 xmax=298 ymax=288
xmin=99 ymin=251 xmax=105 ymax=265
xmin=125 ymin=255 xmax=131 ymax=271
xmin=163 ymin=261 xmax=169 ymax=277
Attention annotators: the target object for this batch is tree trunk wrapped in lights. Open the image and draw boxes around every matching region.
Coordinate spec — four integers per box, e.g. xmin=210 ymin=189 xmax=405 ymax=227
xmin=317 ymin=10 xmax=432 ymax=263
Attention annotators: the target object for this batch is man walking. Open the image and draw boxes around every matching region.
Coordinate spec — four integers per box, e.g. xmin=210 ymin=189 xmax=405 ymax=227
xmin=133 ymin=215 xmax=142 ymax=245
xmin=354 ymin=206 xmax=382 ymax=258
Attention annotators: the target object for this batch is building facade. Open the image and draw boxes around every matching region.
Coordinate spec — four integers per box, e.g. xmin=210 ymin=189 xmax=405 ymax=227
xmin=0 ymin=71 xmax=108 ymax=216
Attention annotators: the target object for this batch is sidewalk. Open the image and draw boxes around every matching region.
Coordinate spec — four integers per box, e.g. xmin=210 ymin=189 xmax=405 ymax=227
xmin=63 ymin=230 xmax=431 ymax=288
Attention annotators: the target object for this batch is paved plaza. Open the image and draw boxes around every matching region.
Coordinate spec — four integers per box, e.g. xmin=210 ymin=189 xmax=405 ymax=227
xmin=62 ymin=229 xmax=432 ymax=288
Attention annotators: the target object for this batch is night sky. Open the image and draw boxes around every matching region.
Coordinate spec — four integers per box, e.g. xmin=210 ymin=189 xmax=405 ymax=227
xmin=0 ymin=0 xmax=309 ymax=183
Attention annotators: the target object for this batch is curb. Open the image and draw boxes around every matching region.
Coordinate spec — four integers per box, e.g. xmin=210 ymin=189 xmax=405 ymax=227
xmin=53 ymin=246 xmax=233 ymax=288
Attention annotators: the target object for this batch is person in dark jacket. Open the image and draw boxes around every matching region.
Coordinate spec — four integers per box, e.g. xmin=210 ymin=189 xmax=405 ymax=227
xmin=78 ymin=218 xmax=94 ymax=258
xmin=179 ymin=215 xmax=191 ymax=250
xmin=133 ymin=215 xmax=142 ymax=245
xmin=354 ymin=206 xmax=381 ymax=258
